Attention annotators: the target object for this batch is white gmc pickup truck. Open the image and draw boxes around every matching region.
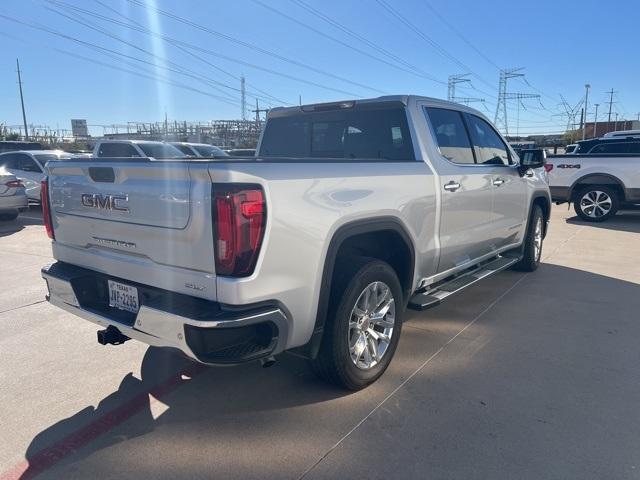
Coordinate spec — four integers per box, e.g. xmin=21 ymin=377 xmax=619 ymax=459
xmin=41 ymin=96 xmax=551 ymax=389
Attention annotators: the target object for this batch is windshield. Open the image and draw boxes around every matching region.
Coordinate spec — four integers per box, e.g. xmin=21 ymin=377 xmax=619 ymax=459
xmin=138 ymin=143 xmax=185 ymax=158
xmin=193 ymin=145 xmax=228 ymax=157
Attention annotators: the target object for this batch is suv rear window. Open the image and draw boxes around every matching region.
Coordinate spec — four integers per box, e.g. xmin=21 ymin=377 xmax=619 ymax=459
xmin=259 ymin=106 xmax=415 ymax=161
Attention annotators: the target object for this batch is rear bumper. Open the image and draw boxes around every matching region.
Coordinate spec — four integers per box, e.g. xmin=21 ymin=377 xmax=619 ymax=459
xmin=0 ymin=193 xmax=28 ymax=212
xmin=42 ymin=262 xmax=289 ymax=364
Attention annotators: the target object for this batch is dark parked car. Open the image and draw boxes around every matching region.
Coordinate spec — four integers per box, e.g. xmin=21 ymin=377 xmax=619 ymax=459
xmin=573 ymin=137 xmax=640 ymax=154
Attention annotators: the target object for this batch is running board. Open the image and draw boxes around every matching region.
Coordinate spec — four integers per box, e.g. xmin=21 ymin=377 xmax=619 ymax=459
xmin=408 ymin=255 xmax=520 ymax=311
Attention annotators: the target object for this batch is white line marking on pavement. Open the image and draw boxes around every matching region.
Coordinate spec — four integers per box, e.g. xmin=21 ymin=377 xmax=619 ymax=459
xmin=0 ymin=300 xmax=46 ymax=315
xmin=299 ymin=273 xmax=529 ymax=479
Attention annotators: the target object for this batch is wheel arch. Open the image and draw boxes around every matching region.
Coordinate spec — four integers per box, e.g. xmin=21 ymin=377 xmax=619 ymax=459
xmin=529 ymin=191 xmax=551 ymax=237
xmin=569 ymin=173 xmax=627 ymax=202
xmin=298 ymin=216 xmax=416 ymax=359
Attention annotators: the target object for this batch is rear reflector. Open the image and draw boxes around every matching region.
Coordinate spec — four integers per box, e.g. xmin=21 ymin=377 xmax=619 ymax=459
xmin=213 ymin=184 xmax=266 ymax=277
xmin=544 ymin=163 xmax=554 ymax=173
xmin=41 ymin=177 xmax=54 ymax=239
xmin=5 ymin=180 xmax=24 ymax=188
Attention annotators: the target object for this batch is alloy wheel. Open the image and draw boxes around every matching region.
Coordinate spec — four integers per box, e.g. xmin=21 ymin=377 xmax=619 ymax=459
xmin=580 ymin=190 xmax=612 ymax=219
xmin=348 ymin=281 xmax=395 ymax=370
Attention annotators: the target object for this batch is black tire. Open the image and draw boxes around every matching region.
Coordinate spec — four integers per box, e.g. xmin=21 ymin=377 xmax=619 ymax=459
xmin=573 ymin=185 xmax=619 ymax=222
xmin=514 ymin=205 xmax=544 ymax=272
xmin=0 ymin=212 xmax=19 ymax=221
xmin=311 ymin=258 xmax=404 ymax=390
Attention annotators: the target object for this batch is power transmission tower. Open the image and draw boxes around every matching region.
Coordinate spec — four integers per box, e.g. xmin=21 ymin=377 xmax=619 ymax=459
xmin=16 ymin=58 xmax=29 ymax=139
xmin=558 ymin=94 xmax=584 ymax=138
xmin=494 ymin=68 xmax=525 ymax=136
xmin=447 ymin=74 xmax=470 ymax=101
xmin=251 ymin=99 xmax=269 ymax=123
xmin=240 ymin=75 xmax=247 ymax=121
xmin=508 ymin=93 xmax=541 ymax=137
xmin=447 ymin=73 xmax=484 ymax=108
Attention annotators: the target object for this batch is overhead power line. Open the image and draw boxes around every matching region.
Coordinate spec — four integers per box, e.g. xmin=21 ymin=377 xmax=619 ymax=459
xmin=44 ymin=0 xmax=366 ymax=99
xmin=375 ymin=0 xmax=496 ymax=96
xmin=421 ymin=0 xmax=501 ymax=70
xmin=53 ymin=0 xmax=286 ymax=106
xmin=258 ymin=0 xmax=445 ymax=85
xmin=127 ymin=0 xmax=387 ymax=95
xmin=92 ymin=0 xmax=285 ymax=106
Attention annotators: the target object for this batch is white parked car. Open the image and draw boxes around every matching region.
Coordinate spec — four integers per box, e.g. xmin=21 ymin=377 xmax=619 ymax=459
xmin=170 ymin=142 xmax=229 ymax=158
xmin=0 ymin=150 xmax=73 ymax=201
xmin=93 ymin=140 xmax=185 ymax=159
xmin=0 ymin=169 xmax=28 ymax=221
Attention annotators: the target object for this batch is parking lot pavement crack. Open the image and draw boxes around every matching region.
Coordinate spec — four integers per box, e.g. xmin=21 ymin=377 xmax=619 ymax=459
xmin=298 ymin=273 xmax=529 ymax=480
xmin=0 ymin=300 xmax=46 ymax=315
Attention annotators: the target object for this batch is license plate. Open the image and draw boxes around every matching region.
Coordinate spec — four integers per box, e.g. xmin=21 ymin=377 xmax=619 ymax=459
xmin=108 ymin=280 xmax=139 ymax=314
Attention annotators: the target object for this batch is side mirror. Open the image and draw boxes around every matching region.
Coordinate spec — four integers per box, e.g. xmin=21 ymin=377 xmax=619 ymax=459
xmin=518 ymin=149 xmax=545 ymax=175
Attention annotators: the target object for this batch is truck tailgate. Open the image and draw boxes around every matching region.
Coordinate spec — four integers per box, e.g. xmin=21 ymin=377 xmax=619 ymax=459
xmin=47 ymin=160 xmax=217 ymax=300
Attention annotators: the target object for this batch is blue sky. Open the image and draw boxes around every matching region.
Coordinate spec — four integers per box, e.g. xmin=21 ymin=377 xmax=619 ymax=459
xmin=1 ymin=0 xmax=638 ymax=136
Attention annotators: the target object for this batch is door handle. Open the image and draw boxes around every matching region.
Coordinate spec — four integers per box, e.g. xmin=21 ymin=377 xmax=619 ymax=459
xmin=443 ymin=181 xmax=460 ymax=192
xmin=492 ymin=177 xmax=505 ymax=186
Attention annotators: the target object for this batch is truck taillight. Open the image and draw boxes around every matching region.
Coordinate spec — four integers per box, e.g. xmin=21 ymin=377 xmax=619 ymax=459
xmin=41 ymin=178 xmax=54 ymax=239
xmin=544 ymin=163 xmax=554 ymax=173
xmin=213 ymin=184 xmax=266 ymax=277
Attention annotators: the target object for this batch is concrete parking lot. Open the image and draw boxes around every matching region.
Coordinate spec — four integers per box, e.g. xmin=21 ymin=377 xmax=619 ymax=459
xmin=1 ymin=206 xmax=639 ymax=480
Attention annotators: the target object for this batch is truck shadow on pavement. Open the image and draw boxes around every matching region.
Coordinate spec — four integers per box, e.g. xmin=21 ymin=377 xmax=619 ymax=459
xmin=16 ymin=263 xmax=640 ymax=479
xmin=566 ymin=211 xmax=640 ymax=234
xmin=19 ymin=347 xmax=345 ymax=479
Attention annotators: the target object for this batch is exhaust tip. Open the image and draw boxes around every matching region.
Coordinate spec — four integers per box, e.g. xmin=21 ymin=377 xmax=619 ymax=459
xmin=260 ymin=356 xmax=276 ymax=368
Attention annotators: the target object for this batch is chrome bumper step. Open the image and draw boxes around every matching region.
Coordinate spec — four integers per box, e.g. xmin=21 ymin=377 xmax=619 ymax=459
xmin=408 ymin=255 xmax=520 ymax=311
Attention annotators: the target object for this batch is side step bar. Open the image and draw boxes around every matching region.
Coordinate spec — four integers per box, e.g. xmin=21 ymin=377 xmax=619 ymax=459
xmin=408 ymin=255 xmax=520 ymax=311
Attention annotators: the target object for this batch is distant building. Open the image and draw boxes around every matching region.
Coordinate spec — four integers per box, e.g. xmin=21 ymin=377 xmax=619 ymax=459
xmin=583 ymin=120 xmax=640 ymax=138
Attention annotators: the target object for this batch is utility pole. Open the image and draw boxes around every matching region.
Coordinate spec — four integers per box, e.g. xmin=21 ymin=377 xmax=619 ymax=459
xmin=582 ymin=84 xmax=590 ymax=140
xmin=606 ymin=88 xmax=615 ymax=123
xmin=636 ymin=112 xmax=640 ymax=121
xmin=593 ymin=103 xmax=599 ymax=138
xmin=614 ymin=112 xmax=619 ymax=131
xmin=16 ymin=59 xmax=29 ymax=139
xmin=240 ymin=76 xmax=247 ymax=121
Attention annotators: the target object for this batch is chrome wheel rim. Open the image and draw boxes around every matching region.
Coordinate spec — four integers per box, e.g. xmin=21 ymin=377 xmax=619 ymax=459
xmin=580 ymin=190 xmax=612 ymax=218
xmin=348 ymin=281 xmax=395 ymax=370
xmin=533 ymin=216 xmax=543 ymax=262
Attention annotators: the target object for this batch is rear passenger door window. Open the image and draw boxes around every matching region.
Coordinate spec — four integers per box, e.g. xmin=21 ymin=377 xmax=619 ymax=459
xmin=425 ymin=107 xmax=475 ymax=164
xmin=465 ymin=114 xmax=511 ymax=166
xmin=590 ymin=143 xmax=631 ymax=154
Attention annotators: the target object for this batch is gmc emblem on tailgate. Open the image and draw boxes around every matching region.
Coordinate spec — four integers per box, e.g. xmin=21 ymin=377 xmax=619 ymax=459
xmin=81 ymin=193 xmax=129 ymax=212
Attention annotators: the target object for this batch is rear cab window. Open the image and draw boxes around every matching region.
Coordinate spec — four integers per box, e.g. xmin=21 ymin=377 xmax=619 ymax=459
xmin=98 ymin=143 xmax=141 ymax=157
xmin=259 ymin=104 xmax=415 ymax=161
